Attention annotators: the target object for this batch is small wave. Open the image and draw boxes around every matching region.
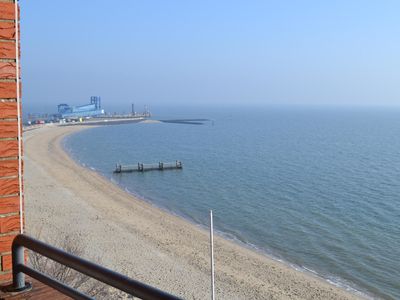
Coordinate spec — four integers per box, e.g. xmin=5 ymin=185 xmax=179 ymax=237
xmin=303 ymin=266 xmax=318 ymax=275
xmin=298 ymin=267 xmax=375 ymax=300
xmin=325 ymin=277 xmax=375 ymax=300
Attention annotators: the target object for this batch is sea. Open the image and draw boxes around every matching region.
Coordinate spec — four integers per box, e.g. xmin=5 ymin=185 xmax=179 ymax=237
xmin=64 ymin=106 xmax=400 ymax=299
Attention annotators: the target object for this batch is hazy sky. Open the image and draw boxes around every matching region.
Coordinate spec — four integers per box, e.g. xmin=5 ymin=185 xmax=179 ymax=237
xmin=21 ymin=1 xmax=400 ymax=111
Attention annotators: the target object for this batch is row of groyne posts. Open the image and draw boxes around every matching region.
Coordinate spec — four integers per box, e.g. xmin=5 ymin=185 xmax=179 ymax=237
xmin=114 ymin=160 xmax=183 ymax=173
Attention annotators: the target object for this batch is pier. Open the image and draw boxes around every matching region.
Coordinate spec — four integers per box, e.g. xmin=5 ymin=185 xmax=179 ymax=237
xmin=159 ymin=119 xmax=210 ymax=125
xmin=114 ymin=161 xmax=183 ymax=173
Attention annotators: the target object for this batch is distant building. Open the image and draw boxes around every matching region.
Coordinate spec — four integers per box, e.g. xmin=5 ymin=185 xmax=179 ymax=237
xmin=58 ymin=96 xmax=104 ymax=119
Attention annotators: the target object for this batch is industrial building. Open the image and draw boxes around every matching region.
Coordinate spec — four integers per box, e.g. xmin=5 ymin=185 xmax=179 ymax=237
xmin=25 ymin=97 xmax=152 ymax=125
xmin=57 ymin=96 xmax=104 ymax=119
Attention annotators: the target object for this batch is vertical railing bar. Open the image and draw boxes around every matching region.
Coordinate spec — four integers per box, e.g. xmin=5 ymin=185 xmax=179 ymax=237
xmin=12 ymin=240 xmax=25 ymax=291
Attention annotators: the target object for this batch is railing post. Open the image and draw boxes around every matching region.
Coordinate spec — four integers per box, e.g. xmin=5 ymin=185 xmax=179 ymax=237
xmin=10 ymin=237 xmax=31 ymax=292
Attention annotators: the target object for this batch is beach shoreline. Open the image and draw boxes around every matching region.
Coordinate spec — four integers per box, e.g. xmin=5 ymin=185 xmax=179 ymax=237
xmin=24 ymin=124 xmax=365 ymax=299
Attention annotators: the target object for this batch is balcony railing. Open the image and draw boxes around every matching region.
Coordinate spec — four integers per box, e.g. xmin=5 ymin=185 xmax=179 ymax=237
xmin=10 ymin=234 xmax=182 ymax=300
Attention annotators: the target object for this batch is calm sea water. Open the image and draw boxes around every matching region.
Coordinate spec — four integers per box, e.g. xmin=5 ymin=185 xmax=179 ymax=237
xmin=64 ymin=107 xmax=400 ymax=299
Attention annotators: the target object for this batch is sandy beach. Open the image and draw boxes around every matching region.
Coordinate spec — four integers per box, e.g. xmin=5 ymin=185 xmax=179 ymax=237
xmin=23 ymin=124 xmax=363 ymax=299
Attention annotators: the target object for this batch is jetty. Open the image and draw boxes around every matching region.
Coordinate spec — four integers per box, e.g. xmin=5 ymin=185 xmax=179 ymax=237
xmin=159 ymin=119 xmax=210 ymax=125
xmin=114 ymin=161 xmax=183 ymax=173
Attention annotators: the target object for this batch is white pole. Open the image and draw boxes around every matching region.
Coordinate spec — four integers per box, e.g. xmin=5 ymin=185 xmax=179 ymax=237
xmin=210 ymin=210 xmax=215 ymax=300
xmin=14 ymin=0 xmax=23 ymax=234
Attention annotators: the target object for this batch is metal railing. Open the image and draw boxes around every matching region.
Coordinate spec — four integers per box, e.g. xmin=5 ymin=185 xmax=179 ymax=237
xmin=11 ymin=234 xmax=183 ymax=300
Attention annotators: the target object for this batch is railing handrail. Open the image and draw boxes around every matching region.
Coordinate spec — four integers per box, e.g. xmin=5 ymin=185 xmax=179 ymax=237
xmin=11 ymin=234 xmax=182 ymax=300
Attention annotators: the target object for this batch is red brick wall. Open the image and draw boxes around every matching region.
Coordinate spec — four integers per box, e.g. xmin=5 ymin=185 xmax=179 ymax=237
xmin=0 ymin=0 xmax=22 ymax=283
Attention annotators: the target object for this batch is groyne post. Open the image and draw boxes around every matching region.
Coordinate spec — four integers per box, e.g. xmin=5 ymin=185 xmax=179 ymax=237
xmin=176 ymin=161 xmax=182 ymax=168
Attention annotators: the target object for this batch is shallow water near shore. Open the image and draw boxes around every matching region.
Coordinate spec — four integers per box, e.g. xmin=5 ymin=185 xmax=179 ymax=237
xmin=64 ymin=106 xmax=400 ymax=299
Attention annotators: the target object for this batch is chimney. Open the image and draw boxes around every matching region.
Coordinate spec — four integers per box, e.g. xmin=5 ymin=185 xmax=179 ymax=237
xmin=0 ymin=0 xmax=23 ymax=283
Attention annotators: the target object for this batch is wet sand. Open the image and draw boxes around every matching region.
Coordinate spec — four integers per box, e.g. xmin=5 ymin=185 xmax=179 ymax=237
xmin=23 ymin=124 xmax=363 ymax=299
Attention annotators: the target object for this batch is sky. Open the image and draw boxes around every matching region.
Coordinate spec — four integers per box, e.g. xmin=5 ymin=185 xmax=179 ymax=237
xmin=21 ymin=1 xmax=400 ymax=112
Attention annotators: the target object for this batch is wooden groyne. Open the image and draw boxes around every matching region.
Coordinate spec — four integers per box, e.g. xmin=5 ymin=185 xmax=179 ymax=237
xmin=159 ymin=119 xmax=210 ymax=125
xmin=114 ymin=161 xmax=183 ymax=173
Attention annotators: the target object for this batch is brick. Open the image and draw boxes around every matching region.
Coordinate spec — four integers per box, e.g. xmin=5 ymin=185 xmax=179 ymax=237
xmin=0 ymin=41 xmax=16 ymax=59
xmin=0 ymin=234 xmax=16 ymax=253
xmin=0 ymin=2 xmax=15 ymax=20
xmin=0 ymin=102 xmax=17 ymax=119
xmin=0 ymin=178 xmax=19 ymax=196
xmin=0 ymin=82 xmax=16 ymax=99
xmin=0 ymin=121 xmax=18 ymax=138
xmin=0 ymin=140 xmax=18 ymax=158
xmin=0 ymin=22 xmax=16 ymax=40
xmin=0 ymin=159 xmax=18 ymax=177
xmin=0 ymin=270 xmax=11 ymax=283
xmin=1 ymin=254 xmax=11 ymax=271
xmin=0 ymin=196 xmax=19 ymax=214
xmin=0 ymin=62 xmax=16 ymax=79
xmin=0 ymin=215 xmax=19 ymax=234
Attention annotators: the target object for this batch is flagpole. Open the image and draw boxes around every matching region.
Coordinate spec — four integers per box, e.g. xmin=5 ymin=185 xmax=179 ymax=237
xmin=210 ymin=210 xmax=215 ymax=300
